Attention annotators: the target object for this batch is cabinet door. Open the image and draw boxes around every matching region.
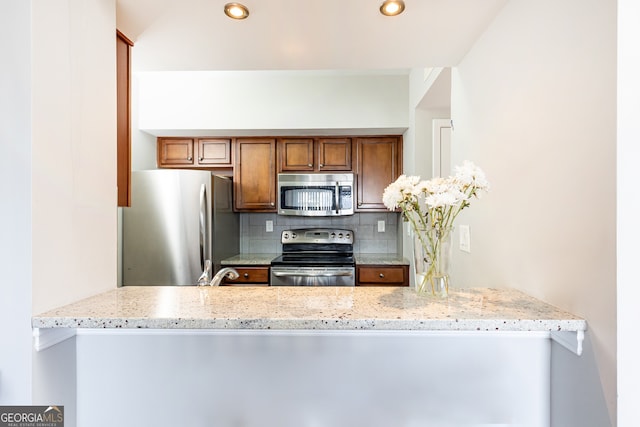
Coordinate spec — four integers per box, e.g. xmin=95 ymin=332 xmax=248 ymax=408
xmin=278 ymin=138 xmax=314 ymax=172
xmin=223 ymin=267 xmax=270 ymax=286
xmin=157 ymin=138 xmax=195 ymax=167
xmin=198 ymin=138 xmax=232 ymax=166
xmin=234 ymin=138 xmax=277 ymax=211
xmin=357 ymin=265 xmax=409 ymax=286
xmin=317 ymin=138 xmax=351 ymax=171
xmin=354 ymin=137 xmax=402 ymax=211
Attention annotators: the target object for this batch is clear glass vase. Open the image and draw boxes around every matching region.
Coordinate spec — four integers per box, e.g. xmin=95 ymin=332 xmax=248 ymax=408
xmin=413 ymin=226 xmax=453 ymax=297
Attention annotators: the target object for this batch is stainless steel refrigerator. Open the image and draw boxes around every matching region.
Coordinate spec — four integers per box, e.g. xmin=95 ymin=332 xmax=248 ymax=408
xmin=122 ymin=170 xmax=239 ymax=286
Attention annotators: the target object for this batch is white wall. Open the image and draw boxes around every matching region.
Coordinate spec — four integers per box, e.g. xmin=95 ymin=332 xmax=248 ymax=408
xmin=450 ymin=0 xmax=616 ymax=423
xmin=406 ymin=68 xmax=451 ymax=179
xmin=31 ymin=0 xmax=118 ymax=315
xmin=32 ymin=338 xmax=77 ymax=426
xmin=135 ymin=71 xmax=409 ymax=135
xmin=130 ymin=74 xmax=157 ymax=171
xmin=0 ymin=0 xmax=32 ymax=405
xmin=403 ymin=68 xmax=451 ymax=286
xmin=617 ymin=0 xmax=640 ymax=425
xmin=75 ymin=330 xmax=550 ymax=427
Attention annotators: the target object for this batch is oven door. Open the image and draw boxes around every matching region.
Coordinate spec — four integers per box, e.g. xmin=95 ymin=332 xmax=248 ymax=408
xmin=270 ymin=266 xmax=355 ymax=286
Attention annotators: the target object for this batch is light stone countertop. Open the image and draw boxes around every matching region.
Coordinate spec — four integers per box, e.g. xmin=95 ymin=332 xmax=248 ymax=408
xmin=32 ymin=286 xmax=586 ymax=332
xmin=221 ymin=253 xmax=277 ymax=265
xmin=220 ymin=253 xmax=409 ymax=265
xmin=354 ymin=254 xmax=409 ymax=265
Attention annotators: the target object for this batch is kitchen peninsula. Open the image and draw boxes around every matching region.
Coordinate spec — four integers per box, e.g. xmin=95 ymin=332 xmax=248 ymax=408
xmin=32 ymin=286 xmax=584 ymax=333
xmin=32 ymin=287 xmax=585 ymax=427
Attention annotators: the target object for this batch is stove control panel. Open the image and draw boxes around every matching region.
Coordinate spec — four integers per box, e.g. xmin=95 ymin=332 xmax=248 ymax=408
xmin=281 ymin=228 xmax=354 ymax=245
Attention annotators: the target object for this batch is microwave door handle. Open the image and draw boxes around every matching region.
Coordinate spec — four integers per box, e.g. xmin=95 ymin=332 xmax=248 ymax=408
xmin=335 ymin=184 xmax=340 ymax=214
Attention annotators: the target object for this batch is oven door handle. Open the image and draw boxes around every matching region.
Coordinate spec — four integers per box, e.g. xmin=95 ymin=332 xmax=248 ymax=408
xmin=272 ymin=270 xmax=354 ymax=278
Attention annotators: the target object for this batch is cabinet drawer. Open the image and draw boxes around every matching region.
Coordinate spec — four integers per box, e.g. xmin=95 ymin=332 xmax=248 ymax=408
xmin=357 ymin=265 xmax=408 ymax=286
xmin=223 ymin=266 xmax=270 ymax=285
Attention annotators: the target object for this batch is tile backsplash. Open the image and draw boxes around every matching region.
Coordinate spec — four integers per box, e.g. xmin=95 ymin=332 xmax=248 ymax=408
xmin=240 ymin=212 xmax=401 ymax=254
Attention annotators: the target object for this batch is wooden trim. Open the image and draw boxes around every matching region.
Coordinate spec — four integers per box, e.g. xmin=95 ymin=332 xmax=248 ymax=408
xmin=116 ymin=31 xmax=132 ymax=206
xmin=116 ymin=29 xmax=134 ymax=46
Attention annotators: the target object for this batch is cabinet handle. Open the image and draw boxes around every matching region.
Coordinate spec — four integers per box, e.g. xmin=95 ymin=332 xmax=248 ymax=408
xmin=319 ymin=163 xmax=324 ymax=168
xmin=187 ymin=156 xmax=193 ymax=161
xmin=308 ymin=163 xmax=312 ymax=167
xmin=379 ymin=273 xmax=385 ymax=278
xmin=358 ymin=202 xmax=362 ymax=207
xmin=270 ymin=202 xmax=275 ymax=206
xmin=243 ymin=273 xmax=249 ymax=278
xmin=199 ymin=157 xmax=203 ymax=161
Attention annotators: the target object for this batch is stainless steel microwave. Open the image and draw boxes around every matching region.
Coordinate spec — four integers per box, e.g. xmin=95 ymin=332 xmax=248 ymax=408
xmin=277 ymin=173 xmax=354 ymax=216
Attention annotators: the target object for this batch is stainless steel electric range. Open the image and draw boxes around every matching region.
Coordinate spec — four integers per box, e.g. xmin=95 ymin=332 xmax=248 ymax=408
xmin=270 ymin=228 xmax=355 ymax=286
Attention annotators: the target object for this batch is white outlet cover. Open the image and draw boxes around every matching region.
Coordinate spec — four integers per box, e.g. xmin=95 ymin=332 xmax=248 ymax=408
xmin=459 ymin=225 xmax=471 ymax=252
xmin=266 ymin=220 xmax=273 ymax=232
xmin=377 ymin=220 xmax=385 ymax=232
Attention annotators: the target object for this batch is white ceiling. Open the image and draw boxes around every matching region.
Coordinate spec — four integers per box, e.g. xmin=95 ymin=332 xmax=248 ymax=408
xmin=116 ymin=0 xmax=507 ymax=72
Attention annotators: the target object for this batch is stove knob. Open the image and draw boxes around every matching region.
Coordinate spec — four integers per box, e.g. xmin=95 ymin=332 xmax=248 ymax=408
xmin=291 ymin=232 xmax=297 ymax=239
xmin=283 ymin=232 xmax=289 ymax=240
xmin=338 ymin=233 xmax=343 ymax=239
xmin=330 ymin=232 xmax=336 ymax=239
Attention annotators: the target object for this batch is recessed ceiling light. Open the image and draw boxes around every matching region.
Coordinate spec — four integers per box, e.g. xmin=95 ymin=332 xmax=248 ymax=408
xmin=224 ymin=3 xmax=249 ymax=20
xmin=380 ymin=0 xmax=405 ymax=17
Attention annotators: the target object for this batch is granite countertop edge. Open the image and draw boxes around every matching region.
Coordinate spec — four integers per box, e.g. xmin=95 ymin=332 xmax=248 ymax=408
xmin=32 ymin=287 xmax=586 ymax=333
xmin=32 ymin=317 xmax=587 ymax=332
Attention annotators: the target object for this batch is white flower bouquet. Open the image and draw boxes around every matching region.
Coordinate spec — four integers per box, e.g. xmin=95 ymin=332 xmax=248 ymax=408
xmin=382 ymin=161 xmax=490 ymax=295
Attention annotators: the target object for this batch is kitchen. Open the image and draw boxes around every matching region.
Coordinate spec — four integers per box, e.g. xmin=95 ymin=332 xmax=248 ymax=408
xmin=122 ymin=135 xmax=406 ymax=287
xmin=1 ymin=0 xmax=630 ymax=426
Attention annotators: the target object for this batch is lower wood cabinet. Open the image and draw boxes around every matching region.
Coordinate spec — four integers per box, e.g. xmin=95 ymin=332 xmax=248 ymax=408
xmin=356 ymin=265 xmax=409 ymax=286
xmin=222 ymin=266 xmax=270 ymax=286
xmin=220 ymin=265 xmax=409 ymax=286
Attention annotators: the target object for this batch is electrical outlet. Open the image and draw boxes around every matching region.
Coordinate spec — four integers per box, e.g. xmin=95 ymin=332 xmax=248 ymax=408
xmin=266 ymin=220 xmax=273 ymax=233
xmin=377 ymin=220 xmax=385 ymax=232
xmin=459 ymin=225 xmax=471 ymax=252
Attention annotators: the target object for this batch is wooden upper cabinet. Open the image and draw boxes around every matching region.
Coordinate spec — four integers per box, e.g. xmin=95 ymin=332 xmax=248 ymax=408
xmin=278 ymin=138 xmax=314 ymax=171
xmin=157 ymin=138 xmax=195 ymax=166
xmin=354 ymin=136 xmax=402 ymax=211
xmin=317 ymin=138 xmax=351 ymax=171
xmin=234 ymin=138 xmax=277 ymax=212
xmin=278 ymin=137 xmax=351 ymax=172
xmin=198 ymin=138 xmax=232 ymax=166
xmin=154 ymin=134 xmax=401 ymax=212
xmin=157 ymin=138 xmax=232 ymax=168
xmin=116 ymin=30 xmax=133 ymax=207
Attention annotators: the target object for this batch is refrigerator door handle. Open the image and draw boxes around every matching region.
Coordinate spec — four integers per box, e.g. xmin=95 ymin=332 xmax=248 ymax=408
xmin=199 ymin=183 xmax=207 ymax=270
